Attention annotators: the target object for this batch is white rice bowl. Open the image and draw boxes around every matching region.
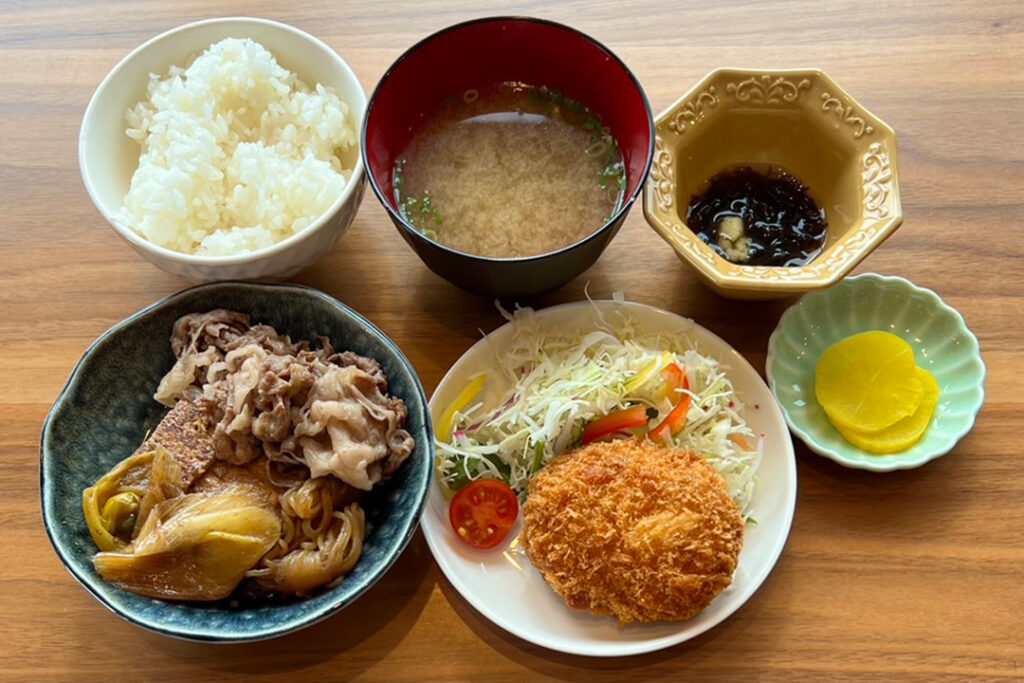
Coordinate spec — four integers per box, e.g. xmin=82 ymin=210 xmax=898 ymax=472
xmin=120 ymin=37 xmax=356 ymax=256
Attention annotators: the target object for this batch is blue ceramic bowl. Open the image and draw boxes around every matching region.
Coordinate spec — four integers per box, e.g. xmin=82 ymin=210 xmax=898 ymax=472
xmin=40 ymin=282 xmax=432 ymax=641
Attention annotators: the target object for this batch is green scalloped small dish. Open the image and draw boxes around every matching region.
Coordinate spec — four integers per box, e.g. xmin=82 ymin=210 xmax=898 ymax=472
xmin=766 ymin=274 xmax=985 ymax=471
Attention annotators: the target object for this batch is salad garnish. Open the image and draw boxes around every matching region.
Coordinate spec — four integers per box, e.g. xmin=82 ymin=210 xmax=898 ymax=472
xmin=436 ymin=302 xmax=762 ymax=516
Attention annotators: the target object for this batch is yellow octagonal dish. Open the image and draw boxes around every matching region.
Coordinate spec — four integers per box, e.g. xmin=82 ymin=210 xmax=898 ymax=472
xmin=643 ymin=68 xmax=902 ymax=299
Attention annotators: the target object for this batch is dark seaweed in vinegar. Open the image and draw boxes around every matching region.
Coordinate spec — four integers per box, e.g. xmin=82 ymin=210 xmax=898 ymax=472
xmin=686 ymin=167 xmax=827 ymax=267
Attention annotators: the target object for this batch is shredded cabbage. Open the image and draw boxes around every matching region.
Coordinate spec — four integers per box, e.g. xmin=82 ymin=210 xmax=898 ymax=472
xmin=436 ymin=302 xmax=762 ymax=516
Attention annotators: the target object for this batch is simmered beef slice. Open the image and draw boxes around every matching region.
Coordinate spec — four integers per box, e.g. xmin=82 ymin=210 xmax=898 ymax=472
xmin=134 ymin=400 xmax=217 ymax=488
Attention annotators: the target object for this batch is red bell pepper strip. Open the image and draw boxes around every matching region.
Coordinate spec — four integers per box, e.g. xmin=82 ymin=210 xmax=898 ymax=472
xmin=729 ymin=434 xmax=751 ymax=451
xmin=661 ymin=363 xmax=689 ymax=398
xmin=582 ymin=405 xmax=649 ymax=444
xmin=649 ymin=394 xmax=692 ymax=444
xmin=650 ymin=365 xmax=691 ymax=444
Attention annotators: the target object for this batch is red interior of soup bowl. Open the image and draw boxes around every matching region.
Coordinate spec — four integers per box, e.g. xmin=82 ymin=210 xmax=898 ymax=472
xmin=364 ymin=17 xmax=653 ymax=221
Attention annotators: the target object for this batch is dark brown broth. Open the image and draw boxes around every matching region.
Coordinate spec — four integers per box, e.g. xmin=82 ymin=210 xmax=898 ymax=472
xmin=686 ymin=167 xmax=827 ymax=267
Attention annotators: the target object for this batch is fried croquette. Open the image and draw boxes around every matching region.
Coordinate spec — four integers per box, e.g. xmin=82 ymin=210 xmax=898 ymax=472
xmin=519 ymin=439 xmax=744 ymax=625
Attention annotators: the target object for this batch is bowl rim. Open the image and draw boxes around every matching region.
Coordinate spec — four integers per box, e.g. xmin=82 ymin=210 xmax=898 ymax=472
xmin=39 ymin=281 xmax=433 ymax=641
xmin=642 ymin=67 xmax=903 ymax=292
xmin=78 ymin=16 xmax=368 ymax=266
xmin=361 ymin=15 xmax=655 ymax=264
xmin=765 ymin=272 xmax=987 ymax=471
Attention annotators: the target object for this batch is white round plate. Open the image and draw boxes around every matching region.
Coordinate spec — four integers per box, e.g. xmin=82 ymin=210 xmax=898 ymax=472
xmin=421 ymin=301 xmax=796 ymax=657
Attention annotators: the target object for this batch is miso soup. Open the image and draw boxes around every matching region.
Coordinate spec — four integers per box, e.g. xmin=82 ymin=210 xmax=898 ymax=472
xmin=393 ymin=83 xmax=625 ymax=259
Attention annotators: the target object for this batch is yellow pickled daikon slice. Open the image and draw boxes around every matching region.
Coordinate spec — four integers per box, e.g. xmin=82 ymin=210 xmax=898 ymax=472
xmin=815 ymin=331 xmax=923 ymax=432
xmin=834 ymin=367 xmax=939 ymax=453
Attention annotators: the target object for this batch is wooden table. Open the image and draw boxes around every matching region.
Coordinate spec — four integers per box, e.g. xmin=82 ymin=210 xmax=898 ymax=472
xmin=2 ymin=1 xmax=1021 ymax=680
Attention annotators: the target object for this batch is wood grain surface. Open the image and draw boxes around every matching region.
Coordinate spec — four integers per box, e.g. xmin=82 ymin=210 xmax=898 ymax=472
xmin=2 ymin=0 xmax=1022 ymax=680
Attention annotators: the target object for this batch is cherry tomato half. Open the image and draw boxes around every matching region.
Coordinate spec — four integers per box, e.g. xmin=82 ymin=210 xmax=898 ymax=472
xmin=449 ymin=479 xmax=519 ymax=550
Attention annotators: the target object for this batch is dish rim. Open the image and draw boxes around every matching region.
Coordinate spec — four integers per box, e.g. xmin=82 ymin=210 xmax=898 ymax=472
xmin=39 ymin=280 xmax=432 ymax=642
xmin=765 ymin=272 xmax=987 ymax=471
xmin=78 ymin=16 xmax=368 ymax=266
xmin=421 ymin=299 xmax=797 ymax=656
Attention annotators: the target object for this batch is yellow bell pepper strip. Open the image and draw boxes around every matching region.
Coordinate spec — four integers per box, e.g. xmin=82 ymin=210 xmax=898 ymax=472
xmin=435 ymin=374 xmax=488 ymax=441
xmin=623 ymin=352 xmax=674 ymax=394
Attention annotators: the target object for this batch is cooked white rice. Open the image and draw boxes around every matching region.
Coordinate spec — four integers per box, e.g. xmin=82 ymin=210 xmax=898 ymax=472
xmin=120 ymin=38 xmax=356 ymax=256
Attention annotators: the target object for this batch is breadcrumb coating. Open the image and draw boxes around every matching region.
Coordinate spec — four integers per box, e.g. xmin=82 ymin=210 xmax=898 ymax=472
xmin=520 ymin=439 xmax=744 ymax=625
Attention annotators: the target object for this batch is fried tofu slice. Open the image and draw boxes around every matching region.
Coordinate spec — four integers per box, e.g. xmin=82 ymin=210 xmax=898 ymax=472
xmin=520 ymin=439 xmax=744 ymax=625
xmin=134 ymin=399 xmax=217 ymax=488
